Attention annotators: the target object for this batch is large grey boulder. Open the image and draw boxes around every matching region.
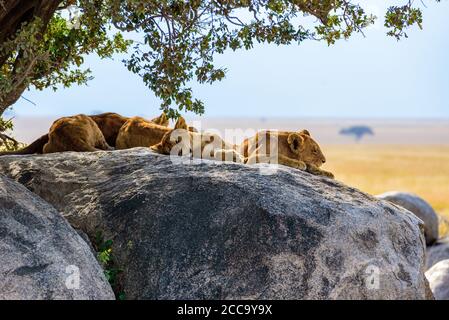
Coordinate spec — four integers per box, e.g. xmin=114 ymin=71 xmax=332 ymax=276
xmin=0 ymin=149 xmax=432 ymax=299
xmin=426 ymin=238 xmax=449 ymax=270
xmin=0 ymin=174 xmax=114 ymax=300
xmin=426 ymin=259 xmax=449 ymax=300
xmin=376 ymin=192 xmax=439 ymax=245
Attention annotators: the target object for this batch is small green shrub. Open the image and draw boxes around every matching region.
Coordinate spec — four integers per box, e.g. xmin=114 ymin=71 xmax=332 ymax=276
xmin=94 ymin=231 xmax=125 ymax=299
xmin=0 ymin=117 xmax=24 ymax=151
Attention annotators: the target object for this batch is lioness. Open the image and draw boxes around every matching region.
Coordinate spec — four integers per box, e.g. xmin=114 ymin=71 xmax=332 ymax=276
xmin=0 ymin=114 xmax=113 ymax=155
xmin=115 ymin=113 xmax=173 ymax=150
xmin=151 ymin=117 xmax=244 ymax=162
xmin=89 ymin=112 xmax=129 ymax=147
xmin=241 ymin=130 xmax=334 ymax=178
xmin=43 ymin=114 xmax=113 ymax=153
xmin=0 ymin=112 xmax=169 ymax=156
xmin=90 ymin=112 xmax=168 ymax=148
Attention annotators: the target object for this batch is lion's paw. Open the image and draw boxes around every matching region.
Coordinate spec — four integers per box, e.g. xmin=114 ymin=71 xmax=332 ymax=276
xmin=295 ymin=161 xmax=307 ymax=171
xmin=321 ymin=170 xmax=335 ymax=179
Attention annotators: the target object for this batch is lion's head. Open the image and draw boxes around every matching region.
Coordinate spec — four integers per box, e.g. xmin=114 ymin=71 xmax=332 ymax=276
xmin=150 ymin=112 xmax=169 ymax=127
xmin=150 ymin=117 xmax=190 ymax=155
xmin=287 ymin=129 xmax=326 ymax=167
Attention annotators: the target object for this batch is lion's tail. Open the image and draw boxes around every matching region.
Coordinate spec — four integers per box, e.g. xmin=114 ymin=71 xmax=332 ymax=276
xmin=0 ymin=134 xmax=49 ymax=156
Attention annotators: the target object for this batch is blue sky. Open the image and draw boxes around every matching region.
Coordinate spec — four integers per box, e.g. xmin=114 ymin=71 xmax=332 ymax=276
xmin=10 ymin=1 xmax=449 ymax=119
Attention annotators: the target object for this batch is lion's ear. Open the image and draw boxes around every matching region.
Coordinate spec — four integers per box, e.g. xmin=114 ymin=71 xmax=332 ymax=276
xmin=151 ymin=112 xmax=168 ymax=126
xmin=288 ymin=133 xmax=305 ymax=154
xmin=174 ymin=117 xmax=188 ymax=130
xmin=299 ymin=129 xmax=310 ymax=136
xmin=158 ymin=112 xmax=169 ymax=126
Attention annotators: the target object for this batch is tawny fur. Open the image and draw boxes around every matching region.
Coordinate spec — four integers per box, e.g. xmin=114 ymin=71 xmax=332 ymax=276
xmin=0 ymin=112 xmax=169 ymax=156
xmin=241 ymin=129 xmax=334 ymax=178
xmin=42 ymin=114 xmax=113 ymax=153
xmin=0 ymin=112 xmax=127 ymax=155
xmin=90 ymin=112 xmax=168 ymax=148
xmin=89 ymin=112 xmax=129 ymax=147
xmin=151 ymin=117 xmax=244 ymax=163
xmin=188 ymin=126 xmax=198 ymax=133
xmin=150 ymin=112 xmax=169 ymax=127
xmin=115 ymin=114 xmax=172 ymax=150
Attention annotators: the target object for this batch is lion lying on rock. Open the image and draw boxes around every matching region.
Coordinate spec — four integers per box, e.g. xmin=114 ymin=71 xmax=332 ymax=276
xmin=0 ymin=110 xmax=333 ymax=178
xmin=150 ymin=118 xmax=333 ymax=178
xmin=88 ymin=112 xmax=130 ymax=147
xmin=0 ymin=114 xmax=116 ymax=155
xmin=115 ymin=114 xmax=173 ymax=150
xmin=43 ymin=114 xmax=113 ymax=153
xmin=0 ymin=112 xmax=168 ymax=155
xmin=151 ymin=117 xmax=244 ymax=163
xmin=115 ymin=114 xmax=201 ymax=150
xmin=241 ymin=130 xmax=334 ymax=178
xmin=91 ymin=112 xmax=168 ymax=148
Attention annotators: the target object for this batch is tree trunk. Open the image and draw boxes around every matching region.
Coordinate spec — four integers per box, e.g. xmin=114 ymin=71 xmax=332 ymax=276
xmin=0 ymin=0 xmax=63 ymax=44
xmin=0 ymin=0 xmax=63 ymax=115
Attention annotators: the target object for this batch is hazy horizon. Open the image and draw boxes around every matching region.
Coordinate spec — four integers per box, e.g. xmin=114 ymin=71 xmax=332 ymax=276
xmin=10 ymin=115 xmax=449 ymax=145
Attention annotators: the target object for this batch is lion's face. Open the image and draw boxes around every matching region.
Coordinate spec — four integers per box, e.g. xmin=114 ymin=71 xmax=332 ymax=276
xmin=288 ymin=130 xmax=326 ymax=167
xmin=151 ymin=129 xmax=192 ymax=156
xmin=150 ymin=116 xmax=190 ymax=155
xmin=299 ymin=136 xmax=326 ymax=167
xmin=151 ymin=131 xmax=174 ymax=154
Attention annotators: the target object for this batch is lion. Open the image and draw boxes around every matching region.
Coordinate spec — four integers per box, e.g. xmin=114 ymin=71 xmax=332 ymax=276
xmin=115 ymin=113 xmax=198 ymax=150
xmin=150 ymin=117 xmax=244 ymax=163
xmin=241 ymin=129 xmax=334 ymax=178
xmin=89 ymin=112 xmax=129 ymax=147
xmin=115 ymin=113 xmax=174 ymax=150
xmin=0 ymin=114 xmax=112 ymax=155
xmin=0 ymin=112 xmax=169 ymax=156
xmin=90 ymin=111 xmax=168 ymax=148
xmin=42 ymin=114 xmax=113 ymax=153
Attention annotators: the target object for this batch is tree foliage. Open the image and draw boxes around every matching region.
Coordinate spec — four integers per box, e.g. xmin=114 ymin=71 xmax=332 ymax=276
xmin=0 ymin=116 xmax=18 ymax=150
xmin=0 ymin=0 xmax=440 ymax=121
xmin=0 ymin=0 xmax=130 ymax=113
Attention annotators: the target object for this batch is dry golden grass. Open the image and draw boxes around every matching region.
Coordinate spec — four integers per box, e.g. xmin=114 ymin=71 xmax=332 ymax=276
xmin=321 ymin=144 xmax=449 ymax=237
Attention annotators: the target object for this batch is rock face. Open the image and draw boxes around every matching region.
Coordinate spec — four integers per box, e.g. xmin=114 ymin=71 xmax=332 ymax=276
xmin=426 ymin=259 xmax=449 ymax=300
xmin=376 ymin=192 xmax=439 ymax=245
xmin=426 ymin=238 xmax=449 ymax=270
xmin=0 ymin=149 xmax=431 ymax=299
xmin=0 ymin=174 xmax=115 ymax=300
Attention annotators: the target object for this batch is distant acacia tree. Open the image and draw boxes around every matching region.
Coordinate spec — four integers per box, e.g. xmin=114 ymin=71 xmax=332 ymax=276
xmin=340 ymin=125 xmax=374 ymax=141
xmin=0 ymin=0 xmax=438 ymax=147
